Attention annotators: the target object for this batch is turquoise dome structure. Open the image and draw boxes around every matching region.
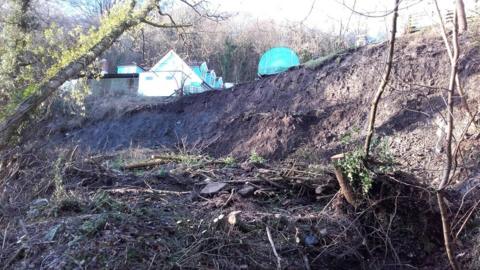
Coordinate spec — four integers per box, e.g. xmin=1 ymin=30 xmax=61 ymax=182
xmin=258 ymin=47 xmax=300 ymax=76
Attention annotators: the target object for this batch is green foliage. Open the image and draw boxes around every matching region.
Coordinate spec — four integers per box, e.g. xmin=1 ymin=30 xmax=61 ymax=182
xmin=336 ymin=129 xmax=395 ymax=195
xmin=220 ymin=38 xmax=237 ymax=82
xmin=53 ymin=79 xmax=91 ymax=117
xmin=304 ymin=48 xmax=352 ymax=70
xmin=80 ymin=214 xmax=109 ymax=236
xmin=107 ymin=157 xmax=125 ymax=170
xmin=249 ymin=150 xmax=265 ymax=164
xmin=335 ymin=149 xmax=373 ymax=194
xmin=0 ymin=1 xmax=136 ymax=121
xmin=91 ymin=191 xmax=128 ymax=213
xmin=371 ymin=137 xmax=395 ymax=174
xmin=223 ymin=156 xmax=237 ymax=167
xmin=340 ymin=127 xmax=361 ymax=145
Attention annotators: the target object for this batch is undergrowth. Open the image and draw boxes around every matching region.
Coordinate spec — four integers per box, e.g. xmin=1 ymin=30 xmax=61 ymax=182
xmin=249 ymin=150 xmax=266 ymax=164
xmin=336 ymin=128 xmax=395 ymax=194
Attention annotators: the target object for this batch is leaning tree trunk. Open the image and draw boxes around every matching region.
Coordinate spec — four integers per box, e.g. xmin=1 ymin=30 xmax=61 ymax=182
xmin=0 ymin=0 xmax=156 ymax=149
xmin=363 ymin=0 xmax=399 ymax=158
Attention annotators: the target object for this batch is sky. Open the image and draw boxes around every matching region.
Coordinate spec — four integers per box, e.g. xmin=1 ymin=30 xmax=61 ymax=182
xmin=207 ymin=0 xmax=476 ymax=38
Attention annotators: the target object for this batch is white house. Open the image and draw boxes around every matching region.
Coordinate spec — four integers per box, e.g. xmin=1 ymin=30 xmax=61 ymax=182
xmin=138 ymin=50 xmax=222 ymax=97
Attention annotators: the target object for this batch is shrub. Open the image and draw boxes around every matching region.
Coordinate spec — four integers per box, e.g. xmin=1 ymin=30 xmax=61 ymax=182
xmin=249 ymin=151 xmax=265 ymax=164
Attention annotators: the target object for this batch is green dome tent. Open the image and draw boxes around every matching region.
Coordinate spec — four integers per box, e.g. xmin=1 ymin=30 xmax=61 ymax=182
xmin=258 ymin=47 xmax=300 ymax=76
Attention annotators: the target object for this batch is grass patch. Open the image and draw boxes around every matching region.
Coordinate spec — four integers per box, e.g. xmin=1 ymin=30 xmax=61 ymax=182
xmin=303 ymin=47 xmax=354 ymax=70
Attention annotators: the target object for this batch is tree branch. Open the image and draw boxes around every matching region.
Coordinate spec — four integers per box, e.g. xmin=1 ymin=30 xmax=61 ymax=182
xmin=0 ymin=0 xmax=157 ymax=148
xmin=141 ymin=18 xmax=192 ymax=28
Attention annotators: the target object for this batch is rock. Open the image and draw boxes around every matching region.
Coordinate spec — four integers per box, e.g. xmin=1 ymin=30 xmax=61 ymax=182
xmin=31 ymin=198 xmax=49 ymax=207
xmin=44 ymin=224 xmax=62 ymax=241
xmin=227 ymin=211 xmax=242 ymax=225
xmin=238 ymin=185 xmax=255 ymax=197
xmin=304 ymin=234 xmax=319 ymax=247
xmin=200 ymin=182 xmax=227 ymax=195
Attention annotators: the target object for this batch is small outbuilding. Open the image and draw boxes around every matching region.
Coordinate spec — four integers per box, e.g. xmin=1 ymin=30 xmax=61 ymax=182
xmin=258 ymin=47 xmax=300 ymax=76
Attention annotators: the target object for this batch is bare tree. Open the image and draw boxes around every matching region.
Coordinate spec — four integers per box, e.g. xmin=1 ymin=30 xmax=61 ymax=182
xmin=363 ymin=0 xmax=399 ymax=158
xmin=434 ymin=1 xmax=462 ymax=269
xmin=67 ymin=0 xmax=125 ymax=17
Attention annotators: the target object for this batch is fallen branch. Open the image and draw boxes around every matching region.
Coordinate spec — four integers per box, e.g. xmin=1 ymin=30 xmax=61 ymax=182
xmin=105 ymin=187 xmax=190 ymax=196
xmin=266 ymin=226 xmax=282 ymax=270
xmin=122 ymin=157 xmax=180 ymax=170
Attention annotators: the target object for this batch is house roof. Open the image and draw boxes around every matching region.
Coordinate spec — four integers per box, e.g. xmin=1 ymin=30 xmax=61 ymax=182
xmin=149 ymin=50 xmax=223 ymax=89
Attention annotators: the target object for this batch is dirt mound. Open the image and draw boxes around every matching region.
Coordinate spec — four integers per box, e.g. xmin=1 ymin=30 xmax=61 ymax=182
xmin=36 ymin=33 xmax=479 ymax=178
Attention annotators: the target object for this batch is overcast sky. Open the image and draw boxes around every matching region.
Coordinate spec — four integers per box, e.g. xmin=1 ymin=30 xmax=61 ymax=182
xmin=207 ymin=0 xmax=476 ymax=37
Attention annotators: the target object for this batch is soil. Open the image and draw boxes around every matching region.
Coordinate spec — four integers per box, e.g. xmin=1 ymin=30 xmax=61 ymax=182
xmin=34 ymin=32 xmax=479 ymax=182
xmin=2 ymin=30 xmax=480 ymax=269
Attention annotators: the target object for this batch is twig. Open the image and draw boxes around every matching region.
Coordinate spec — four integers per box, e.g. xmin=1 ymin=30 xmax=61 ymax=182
xmin=148 ymin=253 xmax=157 ymax=270
xmin=257 ymin=175 xmax=287 ymax=189
xmin=3 ymin=246 xmax=26 ymax=270
xmin=266 ymin=226 xmax=282 ymax=270
xmin=455 ymin=199 xmax=480 ymax=239
xmin=2 ymin=222 xmax=9 ymax=250
xmin=221 ymin=189 xmax=235 ymax=208
xmin=452 ymin=181 xmax=480 ymax=231
xmin=302 ymin=254 xmax=311 ymax=270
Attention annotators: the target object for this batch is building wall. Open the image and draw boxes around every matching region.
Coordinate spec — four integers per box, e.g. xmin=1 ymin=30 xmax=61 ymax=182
xmin=89 ymin=77 xmax=139 ymax=97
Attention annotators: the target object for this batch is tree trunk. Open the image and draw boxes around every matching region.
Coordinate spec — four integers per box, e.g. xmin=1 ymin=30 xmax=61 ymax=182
xmin=331 ymin=154 xmax=357 ymax=208
xmin=363 ymin=0 xmax=399 ymax=158
xmin=456 ymin=0 xmax=468 ymax=33
xmin=437 ymin=7 xmax=461 ymax=270
xmin=434 ymin=0 xmax=476 ymax=128
xmin=0 ymin=0 xmax=156 ymax=149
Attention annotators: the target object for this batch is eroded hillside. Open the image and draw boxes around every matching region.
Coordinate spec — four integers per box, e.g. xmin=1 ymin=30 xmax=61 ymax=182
xmin=2 ymin=31 xmax=480 ymax=269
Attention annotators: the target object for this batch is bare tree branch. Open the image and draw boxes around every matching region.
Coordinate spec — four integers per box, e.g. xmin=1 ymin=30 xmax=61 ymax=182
xmin=179 ymin=0 xmax=228 ymax=22
xmin=141 ymin=18 xmax=192 ymax=28
xmin=434 ymin=0 xmax=476 ymax=128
